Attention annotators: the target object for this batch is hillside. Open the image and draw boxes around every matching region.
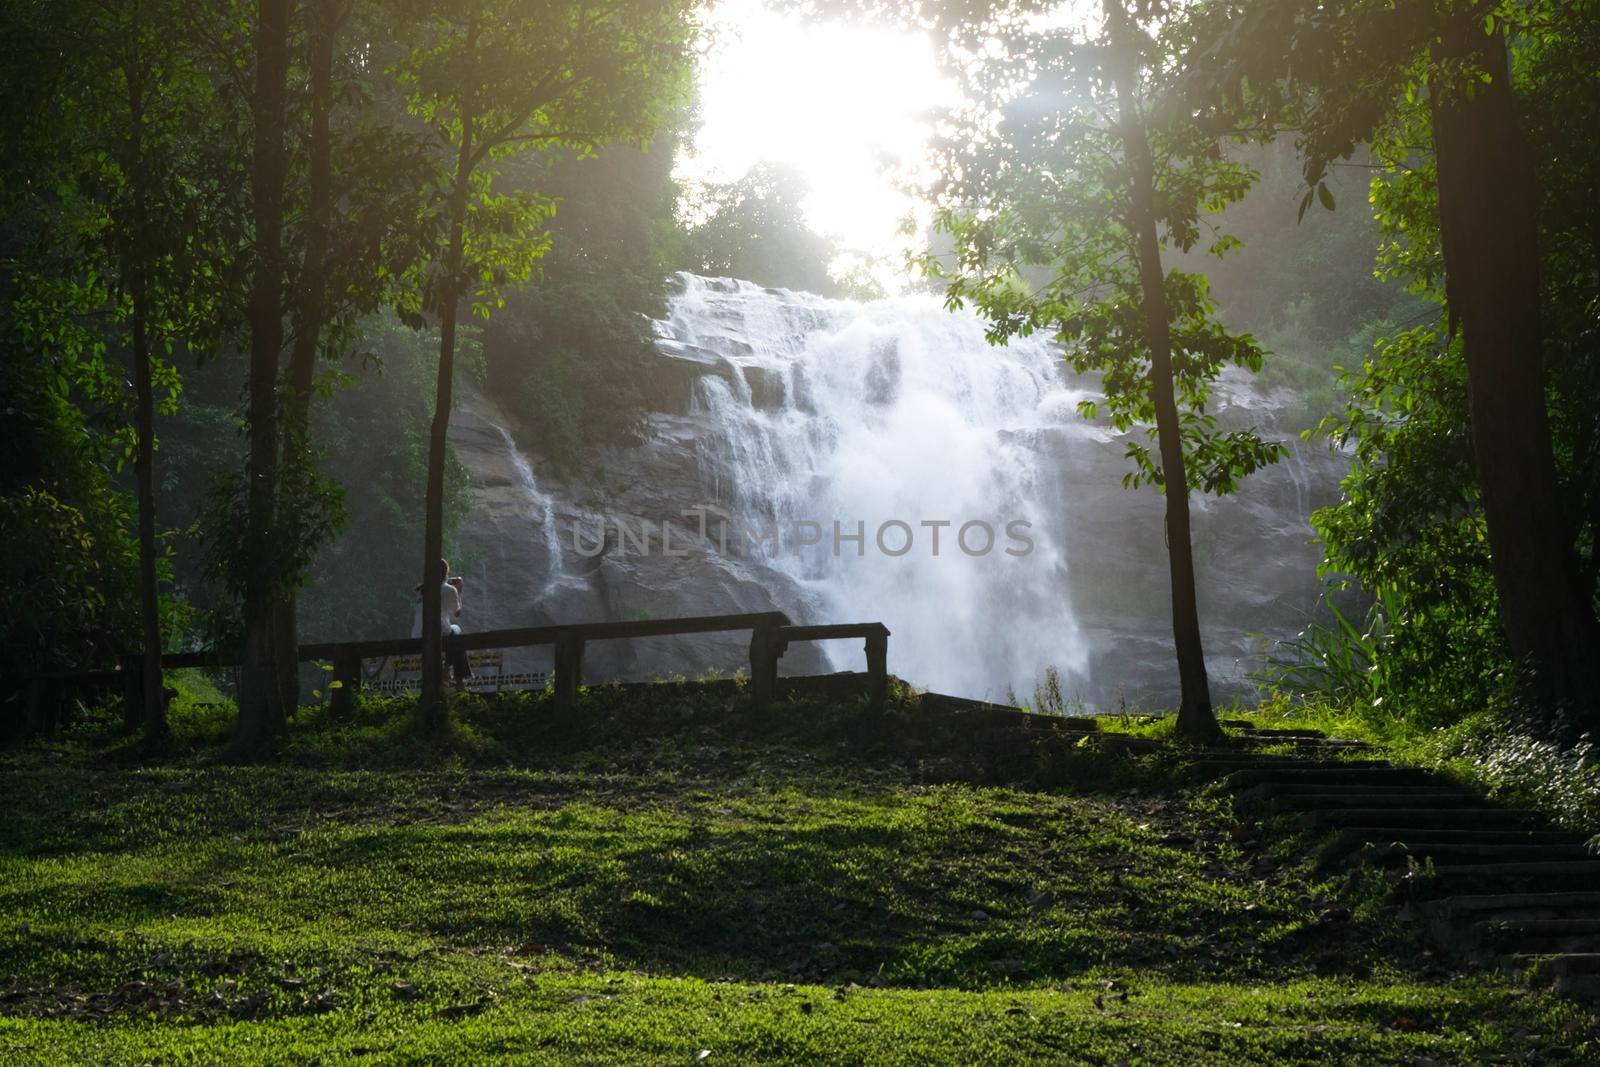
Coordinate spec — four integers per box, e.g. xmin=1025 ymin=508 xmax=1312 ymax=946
xmin=1 ymin=687 xmax=1593 ymax=1064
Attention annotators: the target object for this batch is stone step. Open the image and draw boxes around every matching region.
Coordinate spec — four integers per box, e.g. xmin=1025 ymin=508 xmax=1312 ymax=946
xmin=1229 ymin=727 xmax=1328 ymax=739
xmin=975 ymin=724 xmax=1098 ymax=746
xmin=1236 ymin=733 xmax=1369 ymax=748
xmin=1515 ymin=953 xmax=1600 ymax=999
xmin=1200 ymin=751 xmax=1355 ymax=762
xmin=1040 ymin=717 xmax=1101 ymax=733
xmin=1245 ymin=782 xmax=1467 ymax=798
xmin=1350 ymin=843 xmax=1594 ymax=869
xmin=1193 ymin=759 xmax=1393 ymax=778
xmin=1222 ymin=766 xmax=1439 ymax=790
xmin=1519 ymin=952 xmax=1600 ymax=975
xmin=1254 ymin=746 xmax=1379 ymax=760
xmin=1269 ymin=792 xmax=1486 ymax=813
xmin=1418 ymin=861 xmax=1600 ymax=895
xmin=1091 ymin=736 xmax=1164 ymax=753
xmin=1302 ymin=808 xmax=1547 ymax=831
xmin=988 ymin=715 xmax=1100 ymax=734
xmin=920 ymin=698 xmax=1099 ymax=732
xmin=1418 ymin=892 xmax=1600 ymax=923
xmin=1315 ymin=828 xmax=1590 ymax=871
xmin=1326 ymin=828 xmax=1587 ymax=848
xmin=1475 ymin=919 xmax=1600 ymax=952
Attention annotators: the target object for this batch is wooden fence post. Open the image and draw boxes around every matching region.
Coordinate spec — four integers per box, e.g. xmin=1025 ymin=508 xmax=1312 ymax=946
xmin=554 ymin=633 xmax=584 ymax=720
xmin=330 ymin=650 xmax=361 ymax=717
xmin=748 ymin=623 xmax=782 ymax=715
xmin=865 ymin=628 xmax=889 ymax=712
xmin=120 ymin=656 xmax=142 ymax=734
xmin=25 ymin=678 xmax=51 ymax=736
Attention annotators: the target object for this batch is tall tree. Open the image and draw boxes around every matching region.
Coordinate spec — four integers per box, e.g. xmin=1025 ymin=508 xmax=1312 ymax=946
xmin=258 ymin=1 xmax=435 ymax=720
xmin=1 ymin=0 xmax=231 ymax=743
xmin=0 ymin=5 xmax=145 ymax=723
xmin=1185 ymin=0 xmax=1600 ymax=730
xmin=235 ymin=0 xmax=293 ymax=754
xmin=271 ymin=0 xmax=343 ymax=716
xmin=270 ymin=0 xmax=348 ymax=723
xmin=396 ymin=0 xmax=692 ymax=727
xmin=1104 ymin=0 xmax=1216 ymax=733
xmin=119 ymin=3 xmax=165 ymax=743
xmin=921 ymin=0 xmax=1282 ymax=735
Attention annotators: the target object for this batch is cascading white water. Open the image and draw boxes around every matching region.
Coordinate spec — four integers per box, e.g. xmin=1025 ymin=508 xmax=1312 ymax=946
xmin=492 ymin=423 xmax=565 ymax=591
xmin=659 ymin=274 xmax=1091 ymax=700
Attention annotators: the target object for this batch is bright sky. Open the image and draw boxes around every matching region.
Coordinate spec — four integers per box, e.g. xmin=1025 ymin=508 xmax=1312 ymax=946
xmin=678 ymin=0 xmax=960 ymax=292
xmin=679 ymin=1 xmax=1106 ymax=293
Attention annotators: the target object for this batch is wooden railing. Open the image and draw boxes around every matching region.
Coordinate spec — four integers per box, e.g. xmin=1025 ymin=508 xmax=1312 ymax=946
xmin=36 ymin=612 xmax=891 ymax=730
xmin=768 ymin=622 xmax=890 ymax=712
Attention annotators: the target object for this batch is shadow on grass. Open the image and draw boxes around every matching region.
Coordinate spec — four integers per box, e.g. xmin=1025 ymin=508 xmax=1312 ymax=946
xmin=0 ymin=688 xmax=1442 ymax=996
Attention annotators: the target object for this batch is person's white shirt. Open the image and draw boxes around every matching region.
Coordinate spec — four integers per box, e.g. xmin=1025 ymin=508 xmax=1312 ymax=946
xmin=410 ymin=581 xmax=462 ymax=638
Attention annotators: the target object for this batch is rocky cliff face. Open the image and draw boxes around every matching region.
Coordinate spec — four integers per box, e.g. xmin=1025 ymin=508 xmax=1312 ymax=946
xmin=448 ymin=274 xmax=1347 ymax=706
xmin=447 ymin=385 xmax=832 ymax=683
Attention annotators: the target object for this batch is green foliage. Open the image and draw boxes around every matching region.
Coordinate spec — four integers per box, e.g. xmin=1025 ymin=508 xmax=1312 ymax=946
xmin=0 ymin=486 xmax=139 ymax=677
xmin=200 ymin=458 xmax=349 ymax=618
xmin=0 ymin=273 xmax=143 ymax=682
xmin=1255 ymin=588 xmax=1405 ymax=711
xmin=1187 ymin=0 xmax=1600 ymax=735
xmin=294 ymin=317 xmax=476 ymax=642
xmin=157 ymin=315 xmax=475 ymax=648
xmin=923 ymin=11 xmax=1284 ymax=496
xmin=1310 ymin=325 xmax=1511 ymax=723
xmin=683 ymin=162 xmax=845 ymax=297
xmin=1458 ymin=728 xmax=1600 ymax=834
xmin=1292 ymin=4 xmax=1600 ymax=728
xmin=1248 ymin=585 xmax=1497 ymax=735
xmin=483 ymin=140 xmax=687 ymax=470
xmin=389 ymin=0 xmax=695 ymax=327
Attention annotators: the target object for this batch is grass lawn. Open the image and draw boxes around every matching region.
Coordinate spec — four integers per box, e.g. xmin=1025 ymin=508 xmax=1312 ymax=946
xmin=0 ymin=685 xmax=1594 ymax=1063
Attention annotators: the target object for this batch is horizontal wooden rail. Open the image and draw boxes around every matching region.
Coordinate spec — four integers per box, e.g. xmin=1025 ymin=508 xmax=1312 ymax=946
xmin=777 ymin=623 xmax=889 ymax=643
xmin=103 ymin=613 xmax=795 ymax=721
xmin=769 ymin=622 xmax=891 ymax=711
xmin=307 ymin=612 xmax=798 ymax=719
xmin=26 ymin=610 xmax=894 ymax=728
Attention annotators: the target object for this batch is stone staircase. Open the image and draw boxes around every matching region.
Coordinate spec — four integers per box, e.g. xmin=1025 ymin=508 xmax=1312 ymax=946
xmin=1202 ymin=727 xmax=1600 ymax=1002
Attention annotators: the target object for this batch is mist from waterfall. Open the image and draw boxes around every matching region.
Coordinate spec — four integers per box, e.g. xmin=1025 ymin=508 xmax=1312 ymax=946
xmin=658 ymin=273 xmax=1092 ymax=701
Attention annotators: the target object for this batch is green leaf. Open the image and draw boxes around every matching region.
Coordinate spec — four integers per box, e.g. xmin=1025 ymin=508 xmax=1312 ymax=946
xmin=1317 ymin=183 xmax=1336 ymax=211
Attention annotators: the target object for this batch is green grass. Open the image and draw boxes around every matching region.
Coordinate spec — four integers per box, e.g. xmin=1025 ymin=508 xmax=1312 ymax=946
xmin=0 ymin=691 xmax=1594 ymax=1063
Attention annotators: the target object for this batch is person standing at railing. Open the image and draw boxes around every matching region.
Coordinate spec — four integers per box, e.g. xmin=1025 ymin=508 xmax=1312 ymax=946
xmin=412 ymin=559 xmax=473 ymax=687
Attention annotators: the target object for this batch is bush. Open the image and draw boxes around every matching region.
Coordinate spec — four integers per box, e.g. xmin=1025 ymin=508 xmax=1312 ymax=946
xmin=0 ymin=485 xmax=140 ymax=677
xmin=1448 ymin=721 xmax=1600 ymax=834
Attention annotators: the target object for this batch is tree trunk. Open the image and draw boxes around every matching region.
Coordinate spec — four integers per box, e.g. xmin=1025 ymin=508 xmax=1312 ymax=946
xmin=273 ymin=0 xmax=339 ymax=718
xmin=1431 ymin=17 xmax=1600 ymax=735
xmin=417 ymin=87 xmax=476 ymax=731
xmin=126 ymin=59 xmax=167 ymax=746
xmin=1108 ymin=2 xmax=1218 ymax=738
xmin=235 ymin=0 xmax=291 ymax=755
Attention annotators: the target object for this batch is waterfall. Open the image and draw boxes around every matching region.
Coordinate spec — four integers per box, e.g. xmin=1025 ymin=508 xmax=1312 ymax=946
xmin=454 ymin=273 xmax=1339 ymax=702
xmin=658 ymin=273 xmax=1092 ymax=701
xmin=491 ymin=423 xmax=565 ymax=592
